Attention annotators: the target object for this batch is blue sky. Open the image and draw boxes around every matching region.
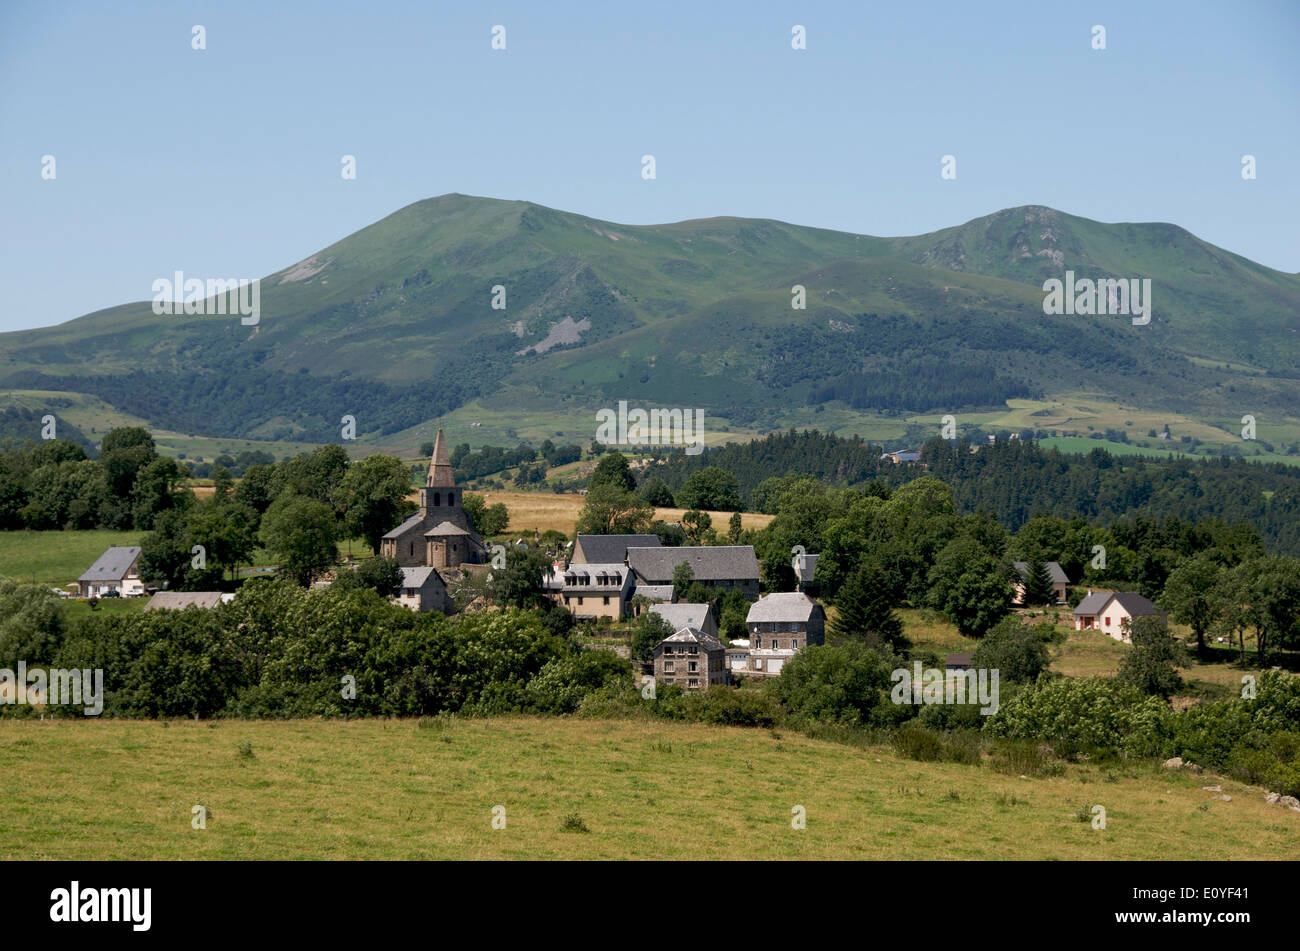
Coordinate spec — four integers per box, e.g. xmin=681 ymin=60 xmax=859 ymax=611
xmin=1 ymin=0 xmax=1296 ymax=333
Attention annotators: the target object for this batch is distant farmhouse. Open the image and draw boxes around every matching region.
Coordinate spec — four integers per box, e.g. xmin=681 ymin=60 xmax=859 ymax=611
xmin=1012 ymin=561 xmax=1070 ymax=604
xmin=730 ymin=591 xmax=826 ymax=677
xmin=78 ymin=546 xmax=144 ymax=598
xmin=653 ymin=627 xmax=729 ymax=691
xmin=626 ymin=545 xmax=761 ymax=599
xmin=395 ymin=566 xmax=452 ymax=614
xmin=381 ymin=429 xmax=486 ymax=570
xmin=1073 ymin=590 xmax=1166 ymax=642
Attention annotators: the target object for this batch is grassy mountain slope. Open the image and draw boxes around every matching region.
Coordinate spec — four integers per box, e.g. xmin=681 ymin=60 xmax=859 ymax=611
xmin=1 ymin=194 xmax=1295 ymax=445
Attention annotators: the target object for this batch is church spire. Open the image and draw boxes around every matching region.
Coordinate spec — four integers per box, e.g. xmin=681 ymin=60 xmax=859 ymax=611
xmin=426 ymin=428 xmax=455 ymax=488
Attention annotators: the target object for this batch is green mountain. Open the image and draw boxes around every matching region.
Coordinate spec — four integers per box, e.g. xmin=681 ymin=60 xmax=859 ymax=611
xmin=2 ymin=194 xmax=1296 ymax=447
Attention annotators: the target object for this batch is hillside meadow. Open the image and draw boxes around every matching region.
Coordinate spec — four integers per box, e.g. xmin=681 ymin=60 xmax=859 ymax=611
xmin=3 ymin=717 xmax=1296 ymax=860
xmin=470 ymin=490 xmax=774 ymax=537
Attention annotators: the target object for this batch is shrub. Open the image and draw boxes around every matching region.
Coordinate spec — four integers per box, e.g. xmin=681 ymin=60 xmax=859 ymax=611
xmin=682 ymin=687 xmax=782 ymax=728
xmin=986 ymin=676 xmax=1166 ymax=757
xmin=524 ymin=649 xmax=632 ymax=715
xmin=766 ymin=641 xmax=893 ymax=726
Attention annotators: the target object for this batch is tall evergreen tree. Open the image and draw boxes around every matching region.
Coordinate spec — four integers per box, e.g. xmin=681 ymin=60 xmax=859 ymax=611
xmin=1021 ymin=554 xmax=1055 ymax=606
xmin=830 ymin=567 xmax=906 ymax=648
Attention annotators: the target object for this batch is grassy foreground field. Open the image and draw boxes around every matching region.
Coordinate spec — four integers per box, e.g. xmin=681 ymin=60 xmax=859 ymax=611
xmin=3 ymin=717 xmax=1295 ymax=860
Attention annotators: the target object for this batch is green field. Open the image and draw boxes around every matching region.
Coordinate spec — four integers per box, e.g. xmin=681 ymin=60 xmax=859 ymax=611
xmin=4 ymin=717 xmax=1295 ymax=860
xmin=0 ymin=530 xmax=143 ymax=585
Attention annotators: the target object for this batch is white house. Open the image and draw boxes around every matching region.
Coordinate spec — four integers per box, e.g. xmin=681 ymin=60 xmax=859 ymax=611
xmin=77 ymin=546 xmax=144 ymax=598
xmin=1073 ymin=590 xmax=1165 ymax=642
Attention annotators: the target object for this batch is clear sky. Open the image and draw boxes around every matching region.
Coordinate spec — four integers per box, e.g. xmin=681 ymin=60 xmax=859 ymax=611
xmin=1 ymin=0 xmax=1296 ymax=333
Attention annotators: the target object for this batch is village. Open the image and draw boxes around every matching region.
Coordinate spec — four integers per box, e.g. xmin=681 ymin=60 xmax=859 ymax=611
xmin=63 ymin=429 xmax=1175 ymax=700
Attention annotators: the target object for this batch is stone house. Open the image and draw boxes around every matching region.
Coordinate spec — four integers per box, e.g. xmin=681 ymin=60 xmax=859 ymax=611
xmin=648 ymin=602 xmax=716 ymax=639
xmin=395 ymin=566 xmax=453 ymax=614
xmin=738 ymin=591 xmax=826 ymax=676
xmin=653 ymin=627 xmax=729 ymax=691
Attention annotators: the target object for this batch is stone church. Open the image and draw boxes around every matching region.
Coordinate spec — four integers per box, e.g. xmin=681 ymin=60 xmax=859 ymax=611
xmin=381 ymin=429 xmax=487 ymax=569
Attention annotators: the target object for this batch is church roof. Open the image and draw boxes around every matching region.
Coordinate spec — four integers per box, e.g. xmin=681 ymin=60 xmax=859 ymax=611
xmin=382 ymin=513 xmax=426 ymax=539
xmin=425 ymin=520 xmax=473 ymax=536
xmin=427 ymin=428 xmax=456 ymax=488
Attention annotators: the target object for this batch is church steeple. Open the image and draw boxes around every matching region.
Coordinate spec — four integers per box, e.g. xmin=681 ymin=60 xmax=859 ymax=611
xmin=426 ymin=428 xmax=455 ymax=488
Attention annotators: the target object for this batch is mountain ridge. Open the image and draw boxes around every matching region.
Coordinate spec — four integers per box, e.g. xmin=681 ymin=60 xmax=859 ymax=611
xmin=2 ymin=194 xmax=1296 ymax=447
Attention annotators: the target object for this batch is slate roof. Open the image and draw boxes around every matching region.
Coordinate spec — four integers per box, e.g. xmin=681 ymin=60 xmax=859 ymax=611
xmin=1107 ymin=592 xmax=1163 ymax=616
xmin=746 ymin=591 xmax=819 ymax=623
xmin=399 ymin=567 xmax=442 ymax=589
xmin=144 ymin=591 xmax=222 ymax=611
xmin=626 ymin=545 xmax=760 ymax=583
xmin=78 ymin=546 xmax=141 ymax=582
xmin=382 ymin=513 xmax=425 ymax=540
xmin=650 ymin=603 xmax=712 ymax=631
xmin=425 ymin=520 xmax=475 ymax=537
xmin=634 ymin=584 xmax=675 ymax=602
xmin=573 ymin=534 xmax=661 ymax=564
xmin=658 ymin=626 xmax=725 ymax=653
xmin=945 ymin=653 xmax=973 ymax=667
xmin=1013 ymin=561 xmax=1070 ymax=584
xmin=561 ymin=563 xmax=630 ymax=593
xmin=1073 ymin=591 xmax=1113 ymax=615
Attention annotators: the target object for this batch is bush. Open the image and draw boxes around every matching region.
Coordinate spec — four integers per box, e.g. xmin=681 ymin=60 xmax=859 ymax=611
xmin=766 ymin=641 xmax=893 ymax=726
xmin=891 ymin=723 xmax=981 ymax=765
xmin=971 ymin=618 xmax=1050 ymax=684
xmin=986 ymin=676 xmax=1167 ymax=757
xmin=525 ymin=649 xmax=632 ymax=715
xmin=682 ymin=687 xmax=782 ymax=728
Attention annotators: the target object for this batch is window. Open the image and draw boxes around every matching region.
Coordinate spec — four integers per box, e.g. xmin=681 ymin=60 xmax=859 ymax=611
xmin=603 ymin=596 xmax=610 ymax=606
xmin=771 ymin=640 xmax=778 ymax=650
xmin=448 ymin=493 xmax=454 ymax=506
xmin=688 ymin=661 xmax=698 ymax=672
xmin=577 ymin=597 xmax=583 ymax=605
xmin=664 ymin=662 xmax=675 ymax=673
xmin=688 ymin=679 xmax=698 ymax=687
xmin=433 ymin=492 xmax=440 ymax=506
xmin=1105 ymin=616 xmax=1111 ymax=626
